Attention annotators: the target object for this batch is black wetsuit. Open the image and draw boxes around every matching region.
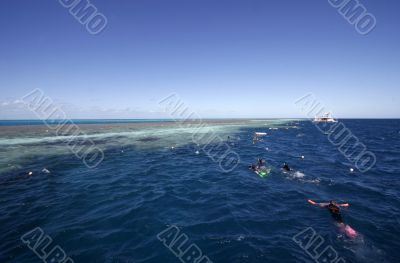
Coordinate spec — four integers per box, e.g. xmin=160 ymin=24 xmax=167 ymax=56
xmin=326 ymin=204 xmax=343 ymax=223
xmin=283 ymin=164 xmax=290 ymax=171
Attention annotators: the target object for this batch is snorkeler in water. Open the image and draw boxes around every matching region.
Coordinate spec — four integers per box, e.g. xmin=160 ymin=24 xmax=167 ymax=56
xmin=308 ymin=200 xmax=347 ymax=223
xmin=282 ymin=162 xmax=291 ymax=172
xmin=248 ymin=159 xmax=265 ymax=171
xmin=257 ymin=158 xmax=265 ymax=168
xmin=249 ymin=164 xmax=257 ymax=171
xmin=308 ymin=200 xmax=358 ymax=238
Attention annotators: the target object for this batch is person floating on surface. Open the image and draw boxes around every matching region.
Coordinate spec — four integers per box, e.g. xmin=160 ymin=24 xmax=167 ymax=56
xmin=308 ymin=200 xmax=358 ymax=239
xmin=249 ymin=164 xmax=257 ymax=171
xmin=257 ymin=158 xmax=265 ymax=168
xmin=282 ymin=162 xmax=291 ymax=172
xmin=249 ymin=159 xmax=265 ymax=171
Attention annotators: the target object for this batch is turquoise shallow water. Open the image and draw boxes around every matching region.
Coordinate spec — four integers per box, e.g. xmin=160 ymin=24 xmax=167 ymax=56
xmin=0 ymin=119 xmax=399 ymax=262
xmin=0 ymin=119 xmax=175 ymax=126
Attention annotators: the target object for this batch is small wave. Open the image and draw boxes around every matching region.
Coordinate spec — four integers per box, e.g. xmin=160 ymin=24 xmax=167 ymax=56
xmin=282 ymin=170 xmax=322 ymax=185
xmin=341 ymin=234 xmax=387 ymax=263
xmin=282 ymin=170 xmax=305 ymax=179
xmin=293 ymin=171 xmax=305 ymax=178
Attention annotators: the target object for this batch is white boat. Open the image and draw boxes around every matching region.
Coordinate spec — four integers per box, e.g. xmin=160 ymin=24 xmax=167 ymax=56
xmin=313 ymin=112 xmax=337 ymax=123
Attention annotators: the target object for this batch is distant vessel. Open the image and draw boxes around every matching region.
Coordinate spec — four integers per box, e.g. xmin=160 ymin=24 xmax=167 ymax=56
xmin=313 ymin=112 xmax=337 ymax=123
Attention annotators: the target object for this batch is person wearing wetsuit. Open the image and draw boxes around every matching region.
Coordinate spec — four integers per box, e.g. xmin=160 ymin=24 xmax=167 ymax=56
xmin=308 ymin=200 xmax=357 ymax=238
xmin=249 ymin=159 xmax=264 ymax=172
xmin=325 ymin=201 xmax=343 ymax=223
xmin=249 ymin=164 xmax=257 ymax=171
xmin=308 ymin=200 xmax=348 ymax=223
xmin=282 ymin=162 xmax=291 ymax=171
xmin=257 ymin=158 xmax=266 ymax=169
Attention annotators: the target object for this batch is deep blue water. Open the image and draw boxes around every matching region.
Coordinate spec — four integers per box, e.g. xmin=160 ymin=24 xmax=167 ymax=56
xmin=0 ymin=119 xmax=399 ymax=263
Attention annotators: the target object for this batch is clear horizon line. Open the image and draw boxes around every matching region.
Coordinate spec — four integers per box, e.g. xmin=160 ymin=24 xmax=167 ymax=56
xmin=1 ymin=117 xmax=400 ymax=121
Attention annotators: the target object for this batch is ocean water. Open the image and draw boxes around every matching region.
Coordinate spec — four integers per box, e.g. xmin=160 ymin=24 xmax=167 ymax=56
xmin=0 ymin=119 xmax=399 ymax=263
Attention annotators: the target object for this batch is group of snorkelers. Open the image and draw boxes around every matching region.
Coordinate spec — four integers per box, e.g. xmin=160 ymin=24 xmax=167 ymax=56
xmin=248 ymin=158 xmax=358 ymax=239
xmin=249 ymin=158 xmax=291 ymax=173
xmin=248 ymin=158 xmax=266 ymax=172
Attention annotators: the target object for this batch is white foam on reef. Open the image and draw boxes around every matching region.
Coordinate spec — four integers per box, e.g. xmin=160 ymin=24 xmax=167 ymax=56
xmin=0 ymin=120 xmax=294 ymax=174
xmin=0 ymin=119 xmax=294 ymax=147
xmin=0 ymin=124 xmax=246 ymax=146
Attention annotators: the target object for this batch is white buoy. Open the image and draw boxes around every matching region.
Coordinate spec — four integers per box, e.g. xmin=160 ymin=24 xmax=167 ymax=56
xmin=195 ymin=150 xmax=199 ymax=154
xmin=28 ymin=172 xmax=33 ymax=176
xmin=301 ymin=155 xmax=305 ymax=159
xmin=350 ymin=168 xmax=354 ymax=172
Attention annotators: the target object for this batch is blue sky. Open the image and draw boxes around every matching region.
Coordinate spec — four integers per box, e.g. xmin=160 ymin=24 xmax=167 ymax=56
xmin=0 ymin=0 xmax=399 ymax=118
